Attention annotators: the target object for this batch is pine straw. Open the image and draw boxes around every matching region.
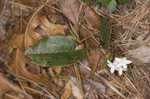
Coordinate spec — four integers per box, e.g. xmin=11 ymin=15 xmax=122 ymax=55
xmin=0 ymin=0 xmax=150 ymax=99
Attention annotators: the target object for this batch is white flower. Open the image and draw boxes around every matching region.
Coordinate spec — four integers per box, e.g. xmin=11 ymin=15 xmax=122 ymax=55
xmin=107 ymin=57 xmax=132 ymax=76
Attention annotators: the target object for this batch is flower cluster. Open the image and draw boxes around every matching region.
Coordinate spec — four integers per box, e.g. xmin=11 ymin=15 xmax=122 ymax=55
xmin=107 ymin=57 xmax=132 ymax=76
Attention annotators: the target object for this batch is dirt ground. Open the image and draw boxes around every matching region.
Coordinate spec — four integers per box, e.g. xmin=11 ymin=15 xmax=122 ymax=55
xmin=0 ymin=0 xmax=150 ymax=99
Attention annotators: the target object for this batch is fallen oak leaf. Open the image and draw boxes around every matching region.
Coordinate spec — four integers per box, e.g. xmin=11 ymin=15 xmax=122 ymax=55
xmin=59 ymin=0 xmax=80 ymax=27
xmin=25 ymin=5 xmax=66 ymax=48
xmin=39 ymin=16 xmax=67 ymax=36
xmin=25 ymin=15 xmax=67 ymax=48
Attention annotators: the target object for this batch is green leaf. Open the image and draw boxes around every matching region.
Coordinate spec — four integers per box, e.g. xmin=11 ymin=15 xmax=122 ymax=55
xmin=68 ymin=35 xmax=81 ymax=43
xmin=97 ymin=0 xmax=110 ymax=3
xmin=117 ymin=0 xmax=128 ymax=4
xmin=25 ymin=36 xmax=88 ymax=67
xmin=106 ymin=0 xmax=117 ymax=13
xmin=27 ymin=36 xmax=76 ymax=54
xmin=100 ymin=19 xmax=112 ymax=47
xmin=81 ymin=0 xmax=91 ymax=3
xmin=27 ymin=49 xmax=88 ymax=67
xmin=98 ymin=0 xmax=117 ymax=13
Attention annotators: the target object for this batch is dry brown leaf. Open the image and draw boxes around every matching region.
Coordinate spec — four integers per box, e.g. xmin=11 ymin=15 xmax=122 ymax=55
xmin=79 ymin=27 xmax=99 ymax=48
xmin=88 ymin=49 xmax=101 ymax=72
xmin=39 ymin=16 xmax=67 ymax=36
xmin=18 ymin=49 xmax=55 ymax=87
xmin=128 ymin=45 xmax=150 ymax=64
xmin=61 ymin=80 xmax=72 ymax=99
xmin=24 ymin=4 xmax=45 ymax=48
xmin=8 ymin=34 xmax=24 ymax=54
xmin=25 ymin=7 xmax=67 ymax=48
xmin=59 ymin=0 xmax=80 ymax=26
xmin=53 ymin=67 xmax=62 ymax=75
xmin=6 ymin=30 xmax=58 ymax=96
xmin=61 ymin=80 xmax=83 ymax=99
xmin=88 ymin=49 xmax=106 ymax=72
xmin=84 ymin=5 xmax=101 ymax=30
xmin=6 ymin=48 xmax=58 ymax=97
xmin=30 ymin=14 xmax=41 ymax=29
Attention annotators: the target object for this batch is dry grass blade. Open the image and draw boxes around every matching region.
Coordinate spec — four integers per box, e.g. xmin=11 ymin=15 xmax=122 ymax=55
xmin=116 ymin=0 xmax=150 ymax=31
xmin=80 ymin=62 xmax=126 ymax=98
xmin=9 ymin=1 xmax=34 ymax=9
xmin=0 ymin=73 xmax=33 ymax=99
xmin=0 ymin=0 xmax=7 ymax=18
xmin=12 ymin=0 xmax=39 ymax=7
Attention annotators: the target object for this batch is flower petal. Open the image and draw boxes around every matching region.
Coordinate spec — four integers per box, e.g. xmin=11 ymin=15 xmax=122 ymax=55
xmin=123 ymin=65 xmax=127 ymax=70
xmin=114 ymin=57 xmax=121 ymax=62
xmin=110 ymin=68 xmax=115 ymax=74
xmin=125 ymin=60 xmax=132 ymax=64
xmin=107 ymin=57 xmax=132 ymax=76
xmin=118 ymin=69 xmax=123 ymax=76
xmin=107 ymin=60 xmax=114 ymax=68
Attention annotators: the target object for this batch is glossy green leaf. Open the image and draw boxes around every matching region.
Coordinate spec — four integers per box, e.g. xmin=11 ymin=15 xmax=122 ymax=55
xmin=25 ymin=36 xmax=88 ymax=67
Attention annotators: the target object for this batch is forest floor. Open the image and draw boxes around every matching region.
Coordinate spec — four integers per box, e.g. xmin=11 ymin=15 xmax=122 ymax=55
xmin=0 ymin=0 xmax=150 ymax=99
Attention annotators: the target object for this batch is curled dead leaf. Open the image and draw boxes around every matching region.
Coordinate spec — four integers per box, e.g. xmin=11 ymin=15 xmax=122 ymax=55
xmin=39 ymin=16 xmax=67 ymax=36
xmin=25 ymin=6 xmax=67 ymax=48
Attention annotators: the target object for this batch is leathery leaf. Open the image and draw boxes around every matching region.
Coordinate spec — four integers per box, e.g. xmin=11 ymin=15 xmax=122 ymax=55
xmin=25 ymin=36 xmax=88 ymax=67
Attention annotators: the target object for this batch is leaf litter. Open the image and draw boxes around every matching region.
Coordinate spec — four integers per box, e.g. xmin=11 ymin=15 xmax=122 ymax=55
xmin=0 ymin=0 xmax=150 ymax=99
